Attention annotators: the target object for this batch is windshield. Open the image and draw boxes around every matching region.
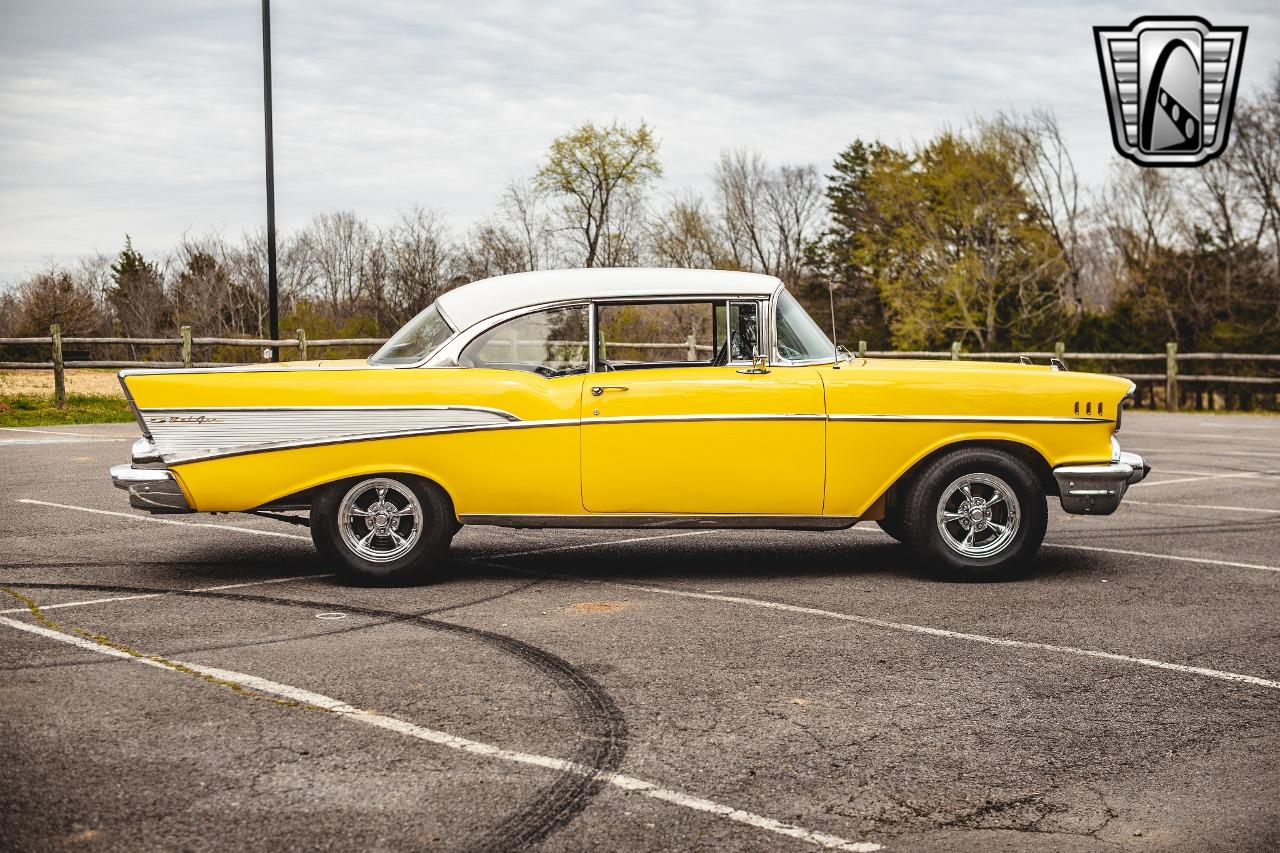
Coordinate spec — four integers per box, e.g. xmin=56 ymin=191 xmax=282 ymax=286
xmin=369 ymin=304 xmax=453 ymax=365
xmin=774 ymin=290 xmax=833 ymax=361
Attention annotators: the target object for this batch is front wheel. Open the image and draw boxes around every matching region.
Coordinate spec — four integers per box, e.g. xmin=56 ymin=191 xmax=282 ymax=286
xmin=900 ymin=448 xmax=1047 ymax=580
xmin=311 ymin=475 xmax=455 ymax=584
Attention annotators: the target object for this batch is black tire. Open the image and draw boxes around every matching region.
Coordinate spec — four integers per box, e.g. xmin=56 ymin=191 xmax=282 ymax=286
xmin=311 ymin=474 xmax=455 ymax=584
xmin=900 ymin=447 xmax=1047 ymax=580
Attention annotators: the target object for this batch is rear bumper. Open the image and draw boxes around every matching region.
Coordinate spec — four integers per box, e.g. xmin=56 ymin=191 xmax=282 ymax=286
xmin=1053 ymin=449 xmax=1149 ymax=515
xmin=110 ymin=463 xmax=192 ymax=512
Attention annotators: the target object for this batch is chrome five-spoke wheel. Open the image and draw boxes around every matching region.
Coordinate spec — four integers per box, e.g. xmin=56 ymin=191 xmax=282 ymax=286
xmin=337 ymin=477 xmax=424 ymax=563
xmin=935 ymin=472 xmax=1021 ymax=558
xmin=313 ymin=474 xmax=454 ymax=583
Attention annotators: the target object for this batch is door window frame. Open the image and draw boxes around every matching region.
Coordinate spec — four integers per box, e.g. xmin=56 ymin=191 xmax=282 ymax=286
xmin=588 ymin=296 xmax=768 ymax=373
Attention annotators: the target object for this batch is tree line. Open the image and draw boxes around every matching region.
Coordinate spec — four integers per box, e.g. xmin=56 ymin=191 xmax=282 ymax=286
xmin=3 ymin=66 xmax=1278 ymax=362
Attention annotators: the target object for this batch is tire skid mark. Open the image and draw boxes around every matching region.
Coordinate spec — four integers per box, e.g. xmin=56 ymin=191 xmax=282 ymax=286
xmin=1 ymin=580 xmax=629 ymax=851
xmin=0 ymin=575 xmax=542 ymax=673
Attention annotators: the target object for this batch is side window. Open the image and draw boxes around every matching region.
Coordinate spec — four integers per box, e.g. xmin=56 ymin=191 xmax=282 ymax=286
xmin=729 ymin=302 xmax=759 ymax=361
xmin=459 ymin=305 xmax=589 ymax=377
xmin=597 ymin=302 xmax=716 ymax=369
xmin=596 ymin=301 xmax=761 ymax=370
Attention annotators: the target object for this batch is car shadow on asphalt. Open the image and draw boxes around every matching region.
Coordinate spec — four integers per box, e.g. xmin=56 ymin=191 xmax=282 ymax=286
xmin=5 ymin=530 xmax=1104 ymax=592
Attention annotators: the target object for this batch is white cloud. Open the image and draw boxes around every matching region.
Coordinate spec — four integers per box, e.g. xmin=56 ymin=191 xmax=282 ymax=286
xmin=1 ymin=0 xmax=1277 ymax=283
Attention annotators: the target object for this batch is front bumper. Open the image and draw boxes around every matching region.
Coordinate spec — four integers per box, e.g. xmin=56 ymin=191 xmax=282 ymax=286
xmin=110 ymin=437 xmax=192 ymax=512
xmin=1052 ymin=445 xmax=1149 ymax=515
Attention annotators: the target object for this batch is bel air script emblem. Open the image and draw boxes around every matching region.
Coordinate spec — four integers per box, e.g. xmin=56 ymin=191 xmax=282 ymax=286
xmin=1094 ymin=16 xmax=1247 ymax=167
xmin=147 ymin=415 xmax=224 ymax=424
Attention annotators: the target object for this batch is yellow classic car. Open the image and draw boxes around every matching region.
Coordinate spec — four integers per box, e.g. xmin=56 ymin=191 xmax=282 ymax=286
xmin=111 ymin=268 xmax=1148 ymax=581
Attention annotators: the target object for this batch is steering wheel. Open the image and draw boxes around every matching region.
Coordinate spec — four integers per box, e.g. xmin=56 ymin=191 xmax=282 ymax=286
xmin=711 ymin=341 xmax=729 ymax=367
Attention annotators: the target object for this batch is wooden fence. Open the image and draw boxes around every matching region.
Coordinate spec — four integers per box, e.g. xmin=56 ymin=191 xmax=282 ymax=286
xmin=2 ymin=325 xmax=1277 ymax=413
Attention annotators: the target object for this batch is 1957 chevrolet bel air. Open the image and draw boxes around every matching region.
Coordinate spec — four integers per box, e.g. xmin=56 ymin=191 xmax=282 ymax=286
xmin=111 ymin=268 xmax=1148 ymax=582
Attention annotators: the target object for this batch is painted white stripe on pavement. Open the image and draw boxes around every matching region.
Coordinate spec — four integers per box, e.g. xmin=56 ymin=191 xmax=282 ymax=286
xmin=0 ymin=427 xmax=130 ymax=438
xmin=1132 ymin=472 xmax=1265 ymax=488
xmin=15 ymin=499 xmax=311 ymax=541
xmin=1123 ymin=499 xmax=1280 ymax=515
xmin=520 ymin=575 xmax=1280 ymax=691
xmin=848 ymin=524 xmax=1280 ymax=575
xmin=0 ymin=614 xmax=880 ymax=853
xmin=1044 ymin=543 xmax=1280 ymax=573
xmin=1121 ymin=430 xmax=1276 ymax=442
xmin=0 ymin=573 xmax=333 ymax=615
xmin=1214 ymin=451 xmax=1280 ymax=460
xmin=0 ymin=437 xmax=126 ymax=445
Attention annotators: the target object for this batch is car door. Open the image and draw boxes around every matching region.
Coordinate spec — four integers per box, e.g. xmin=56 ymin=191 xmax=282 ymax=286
xmin=440 ymin=303 xmax=588 ymax=516
xmin=580 ymin=299 xmax=826 ymax=515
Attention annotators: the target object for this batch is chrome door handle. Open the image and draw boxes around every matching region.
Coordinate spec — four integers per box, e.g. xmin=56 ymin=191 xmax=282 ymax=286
xmin=591 ymin=385 xmax=629 ymax=396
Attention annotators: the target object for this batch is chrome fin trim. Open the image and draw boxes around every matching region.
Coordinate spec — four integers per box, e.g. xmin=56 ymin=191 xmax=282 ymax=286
xmin=141 ymin=406 xmax=1113 ymax=466
xmin=828 ymin=414 xmax=1110 ymax=424
xmin=142 ymin=406 xmax=524 ymax=465
xmin=459 ymin=514 xmax=858 ymax=530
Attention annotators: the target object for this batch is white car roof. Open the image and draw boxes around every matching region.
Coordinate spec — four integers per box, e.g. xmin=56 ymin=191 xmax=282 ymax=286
xmin=435 ymin=268 xmax=783 ymax=331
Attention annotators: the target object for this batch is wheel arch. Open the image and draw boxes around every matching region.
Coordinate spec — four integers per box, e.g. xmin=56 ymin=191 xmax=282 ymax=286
xmin=878 ymin=438 xmax=1057 ymax=518
xmin=257 ymin=467 xmax=461 ymax=522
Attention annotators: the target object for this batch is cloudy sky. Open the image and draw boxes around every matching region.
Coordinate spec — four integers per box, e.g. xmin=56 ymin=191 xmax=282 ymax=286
xmin=1 ymin=0 xmax=1276 ymax=286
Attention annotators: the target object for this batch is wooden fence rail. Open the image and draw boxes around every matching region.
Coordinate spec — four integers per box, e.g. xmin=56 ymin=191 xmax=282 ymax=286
xmin=1 ymin=327 xmax=1277 ymax=412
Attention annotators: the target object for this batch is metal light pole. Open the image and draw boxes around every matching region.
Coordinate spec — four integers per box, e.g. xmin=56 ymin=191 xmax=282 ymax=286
xmin=261 ymin=0 xmax=280 ymax=361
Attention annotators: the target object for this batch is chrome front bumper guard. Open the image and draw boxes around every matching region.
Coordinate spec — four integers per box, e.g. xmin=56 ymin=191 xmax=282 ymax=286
xmin=1053 ymin=447 xmax=1150 ymax=515
xmin=110 ymin=438 xmax=192 ymax=512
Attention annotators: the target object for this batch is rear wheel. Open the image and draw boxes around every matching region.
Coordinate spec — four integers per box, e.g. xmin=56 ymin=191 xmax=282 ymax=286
xmin=901 ymin=448 xmax=1047 ymax=579
xmin=311 ymin=475 xmax=454 ymax=584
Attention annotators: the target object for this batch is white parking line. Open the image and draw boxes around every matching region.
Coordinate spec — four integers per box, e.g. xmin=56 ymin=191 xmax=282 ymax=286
xmin=1215 ymin=451 xmax=1280 ymax=460
xmin=0 ymin=574 xmax=333 ymax=615
xmin=1123 ymin=430 xmax=1276 ymax=442
xmin=15 ymin=499 xmax=311 ymax=541
xmin=0 ymin=427 xmax=129 ymax=438
xmin=1123 ymin=499 xmax=1280 ymax=515
xmin=1044 ymin=543 xmax=1280 ymax=573
xmin=25 ymin=496 xmax=1280 ymax=584
xmin=0 ymin=436 xmax=126 ymax=445
xmin=1132 ymin=472 xmax=1266 ymax=488
xmin=495 ymin=569 xmax=1280 ymax=691
xmin=0 ymin=613 xmax=880 ymax=853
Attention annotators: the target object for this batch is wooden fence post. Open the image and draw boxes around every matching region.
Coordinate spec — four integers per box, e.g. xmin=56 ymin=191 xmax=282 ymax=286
xmin=180 ymin=325 xmax=192 ymax=368
xmin=1166 ymin=342 xmax=1179 ymax=413
xmin=1054 ymin=341 xmax=1065 ymax=364
xmin=857 ymin=339 xmax=867 ymax=358
xmin=951 ymin=341 xmax=961 ymax=360
xmin=297 ymin=328 xmax=307 ymax=361
xmin=50 ymin=324 xmax=66 ymax=410
xmin=685 ymin=334 xmax=697 ymax=361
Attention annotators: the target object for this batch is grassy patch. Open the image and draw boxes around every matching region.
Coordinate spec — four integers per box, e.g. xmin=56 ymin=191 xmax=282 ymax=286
xmin=0 ymin=393 xmax=134 ymax=427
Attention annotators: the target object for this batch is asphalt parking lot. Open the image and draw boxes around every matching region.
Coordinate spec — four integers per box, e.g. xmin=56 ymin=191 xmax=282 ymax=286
xmin=2 ymin=411 xmax=1278 ymax=852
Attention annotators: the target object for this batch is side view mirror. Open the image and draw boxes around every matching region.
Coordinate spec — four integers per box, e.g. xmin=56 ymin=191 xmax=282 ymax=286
xmin=737 ymin=354 xmax=770 ymax=375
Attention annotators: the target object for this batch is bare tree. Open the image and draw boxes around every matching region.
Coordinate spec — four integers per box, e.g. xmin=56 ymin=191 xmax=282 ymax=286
xmin=994 ymin=109 xmax=1086 ymax=310
xmin=648 ymin=194 xmax=730 ymax=269
xmin=300 ymin=211 xmax=374 ymax=317
xmin=1231 ymin=69 xmax=1280 ymax=288
xmin=501 ymin=178 xmax=550 ymax=272
xmin=383 ymin=206 xmax=455 ymax=322
xmin=713 ymin=151 xmax=824 ymax=286
xmin=534 ymin=121 xmax=662 ymax=267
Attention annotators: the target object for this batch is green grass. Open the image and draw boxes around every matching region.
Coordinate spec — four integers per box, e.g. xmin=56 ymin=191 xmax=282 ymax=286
xmin=0 ymin=394 xmax=135 ymax=427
